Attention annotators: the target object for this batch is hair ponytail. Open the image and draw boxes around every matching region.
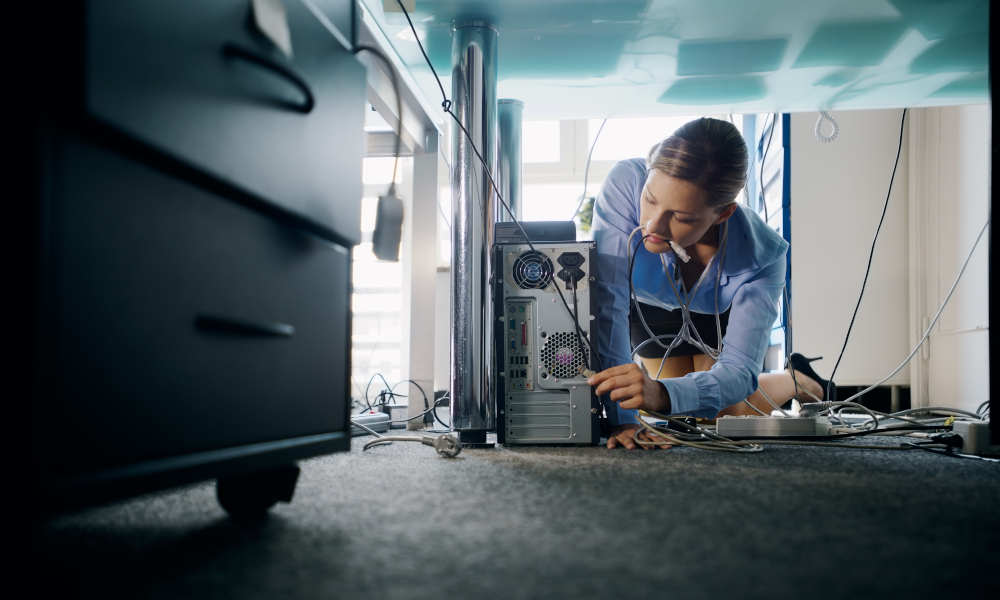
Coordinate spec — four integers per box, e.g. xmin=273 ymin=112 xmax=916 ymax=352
xmin=646 ymin=118 xmax=748 ymax=210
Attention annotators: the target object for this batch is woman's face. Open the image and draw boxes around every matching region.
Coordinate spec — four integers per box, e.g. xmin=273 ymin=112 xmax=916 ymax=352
xmin=639 ymin=169 xmax=734 ymax=254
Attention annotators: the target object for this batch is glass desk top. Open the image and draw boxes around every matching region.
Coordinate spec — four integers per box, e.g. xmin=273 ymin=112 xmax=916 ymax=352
xmin=355 ymin=0 xmax=989 ymax=121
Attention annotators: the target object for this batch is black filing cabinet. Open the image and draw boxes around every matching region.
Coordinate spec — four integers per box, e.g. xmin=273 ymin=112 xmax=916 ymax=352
xmin=24 ymin=0 xmax=364 ymax=515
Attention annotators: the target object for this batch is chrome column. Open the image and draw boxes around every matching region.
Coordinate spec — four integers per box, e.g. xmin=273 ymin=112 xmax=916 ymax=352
xmin=450 ymin=21 xmax=498 ymax=443
xmin=496 ymin=99 xmax=524 ymax=222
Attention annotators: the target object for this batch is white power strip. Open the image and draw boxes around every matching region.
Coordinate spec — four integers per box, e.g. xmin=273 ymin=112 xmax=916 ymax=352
xmin=378 ymin=403 xmax=408 ymax=429
xmin=350 ymin=411 xmax=390 ymax=437
xmin=716 ymin=415 xmax=832 ymax=437
xmin=952 ymin=420 xmax=1000 ymax=455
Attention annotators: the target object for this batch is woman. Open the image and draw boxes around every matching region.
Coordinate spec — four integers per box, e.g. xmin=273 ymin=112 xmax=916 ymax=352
xmin=587 ymin=118 xmax=835 ymax=449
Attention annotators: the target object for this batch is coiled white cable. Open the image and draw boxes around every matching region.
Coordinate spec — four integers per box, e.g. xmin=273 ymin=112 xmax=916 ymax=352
xmin=815 ymin=111 xmax=839 ymax=143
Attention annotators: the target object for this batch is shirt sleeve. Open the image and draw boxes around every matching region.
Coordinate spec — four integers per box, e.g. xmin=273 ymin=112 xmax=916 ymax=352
xmin=592 ymin=160 xmax=643 ymax=427
xmin=658 ymin=252 xmax=787 ymax=418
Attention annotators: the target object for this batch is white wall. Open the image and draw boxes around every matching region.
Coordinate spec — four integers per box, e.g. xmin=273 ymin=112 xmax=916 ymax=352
xmin=790 ymin=109 xmax=912 ymax=387
xmin=908 ymin=105 xmax=991 ymax=412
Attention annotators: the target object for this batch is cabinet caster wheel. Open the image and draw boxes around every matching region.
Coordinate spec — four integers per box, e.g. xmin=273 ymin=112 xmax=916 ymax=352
xmin=216 ymin=464 xmax=300 ymax=519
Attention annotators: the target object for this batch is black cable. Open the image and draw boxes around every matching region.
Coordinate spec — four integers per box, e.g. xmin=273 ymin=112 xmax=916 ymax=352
xmin=758 ymin=113 xmax=776 ymax=223
xmin=364 ymin=372 xmax=395 ymax=411
xmin=628 ymin=231 xmax=670 ymax=354
xmin=392 ymin=0 xmax=599 ymax=374
xmin=432 ymin=395 xmax=450 ymax=429
xmin=826 ymin=109 xmax=907 ymax=399
xmin=902 ymin=441 xmax=964 ymax=459
xmin=394 ymin=1 xmax=450 ymax=112
xmin=349 ymin=44 xmax=405 ymax=400
xmin=569 ymin=283 xmax=588 ymax=373
xmin=390 ymin=379 xmax=431 ymax=411
xmin=352 ymin=44 xmax=402 ymax=194
xmin=390 ymin=397 xmax=450 ymax=423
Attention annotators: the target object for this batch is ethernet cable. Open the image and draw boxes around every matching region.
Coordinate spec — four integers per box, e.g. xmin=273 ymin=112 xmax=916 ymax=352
xmin=570 ymin=118 xmax=607 ymax=220
xmin=826 ymin=109 xmax=908 ymax=399
xmin=783 ymin=216 xmax=988 ymax=432
xmin=626 ymin=223 xmax=789 ymax=417
xmin=838 ymin=217 xmax=989 ymax=406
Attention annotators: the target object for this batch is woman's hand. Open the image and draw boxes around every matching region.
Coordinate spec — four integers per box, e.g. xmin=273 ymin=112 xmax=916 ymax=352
xmin=606 ymin=424 xmax=673 ymax=450
xmin=588 ymin=363 xmax=671 ymax=413
xmin=590 ymin=363 xmax=673 ymax=450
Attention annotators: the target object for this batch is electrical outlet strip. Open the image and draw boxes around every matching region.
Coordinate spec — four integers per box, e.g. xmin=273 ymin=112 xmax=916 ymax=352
xmin=351 ymin=411 xmax=390 ymax=437
xmin=952 ymin=420 xmax=1000 ymax=456
xmin=716 ymin=415 xmax=832 ymax=437
xmin=378 ymin=403 xmax=408 ymax=428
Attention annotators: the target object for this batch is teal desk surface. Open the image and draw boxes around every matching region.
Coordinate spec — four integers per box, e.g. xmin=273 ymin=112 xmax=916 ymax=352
xmin=358 ymin=0 xmax=989 ymax=119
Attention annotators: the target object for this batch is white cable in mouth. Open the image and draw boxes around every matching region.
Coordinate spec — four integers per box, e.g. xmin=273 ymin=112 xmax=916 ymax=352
xmin=645 ymin=219 xmax=691 ymax=263
xmin=669 ymin=241 xmax=690 ymax=262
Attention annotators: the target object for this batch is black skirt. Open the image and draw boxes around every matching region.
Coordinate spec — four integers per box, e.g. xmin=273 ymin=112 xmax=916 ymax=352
xmin=630 ymin=301 xmax=731 ymax=358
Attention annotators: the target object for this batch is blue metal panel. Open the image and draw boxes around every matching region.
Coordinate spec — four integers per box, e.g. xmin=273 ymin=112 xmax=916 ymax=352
xmin=782 ymin=113 xmax=793 ymax=352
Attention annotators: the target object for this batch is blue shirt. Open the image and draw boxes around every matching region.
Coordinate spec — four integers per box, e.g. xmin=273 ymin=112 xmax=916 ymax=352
xmin=592 ymin=158 xmax=789 ymax=423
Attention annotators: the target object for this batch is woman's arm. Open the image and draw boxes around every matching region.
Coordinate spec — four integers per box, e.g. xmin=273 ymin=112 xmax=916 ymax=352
xmin=658 ymin=255 xmax=787 ymax=418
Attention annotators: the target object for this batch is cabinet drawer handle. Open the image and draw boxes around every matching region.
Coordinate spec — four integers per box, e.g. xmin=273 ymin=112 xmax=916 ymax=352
xmin=221 ymin=43 xmax=315 ymax=114
xmin=196 ymin=315 xmax=295 ymax=337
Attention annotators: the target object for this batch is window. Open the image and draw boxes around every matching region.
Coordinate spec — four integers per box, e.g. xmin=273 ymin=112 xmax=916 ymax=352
xmin=522 ymin=120 xmax=561 ymax=163
xmin=518 ymin=116 xmax=743 ymax=240
xmin=352 ymin=157 xmax=411 ymax=399
xmin=587 ymin=116 xmax=701 ymax=162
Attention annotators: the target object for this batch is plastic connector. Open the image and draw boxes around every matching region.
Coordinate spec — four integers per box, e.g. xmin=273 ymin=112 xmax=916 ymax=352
xmin=668 ymin=241 xmax=690 ymax=263
xmin=557 ymin=252 xmax=586 ymax=289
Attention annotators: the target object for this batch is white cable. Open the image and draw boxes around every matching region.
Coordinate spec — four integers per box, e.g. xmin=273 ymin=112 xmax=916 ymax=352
xmin=626 ymin=222 xmax=789 ymax=415
xmin=572 ymin=118 xmax=607 ymax=220
xmin=814 ymin=401 xmax=880 ymax=430
xmin=841 ymin=218 xmax=990 ymax=405
xmin=742 ymin=399 xmax=769 ymax=416
xmin=815 ymin=111 xmax=839 ymax=143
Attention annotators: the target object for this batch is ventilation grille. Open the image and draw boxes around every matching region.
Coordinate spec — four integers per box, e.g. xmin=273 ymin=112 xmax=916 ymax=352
xmin=541 ymin=332 xmax=589 ymax=379
xmin=511 ymin=251 xmax=554 ymax=290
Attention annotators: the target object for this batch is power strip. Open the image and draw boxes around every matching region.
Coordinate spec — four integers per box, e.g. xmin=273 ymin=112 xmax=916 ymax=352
xmin=716 ymin=415 xmax=832 ymax=437
xmin=378 ymin=403 xmax=408 ymax=429
xmin=350 ymin=411 xmax=390 ymax=437
xmin=952 ymin=420 xmax=1000 ymax=455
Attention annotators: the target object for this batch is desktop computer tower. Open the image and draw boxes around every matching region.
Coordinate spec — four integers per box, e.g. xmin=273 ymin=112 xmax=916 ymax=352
xmin=492 ymin=229 xmax=601 ymax=445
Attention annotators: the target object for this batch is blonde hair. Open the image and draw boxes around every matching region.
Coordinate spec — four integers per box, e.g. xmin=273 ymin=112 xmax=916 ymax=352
xmin=646 ymin=118 xmax=748 ymax=211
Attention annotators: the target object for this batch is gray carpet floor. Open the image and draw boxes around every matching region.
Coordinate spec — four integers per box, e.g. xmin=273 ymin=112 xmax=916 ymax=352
xmin=33 ymin=430 xmax=1000 ymax=599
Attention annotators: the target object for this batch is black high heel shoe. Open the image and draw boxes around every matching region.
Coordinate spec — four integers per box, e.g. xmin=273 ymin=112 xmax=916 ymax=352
xmin=787 ymin=353 xmax=837 ymax=402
